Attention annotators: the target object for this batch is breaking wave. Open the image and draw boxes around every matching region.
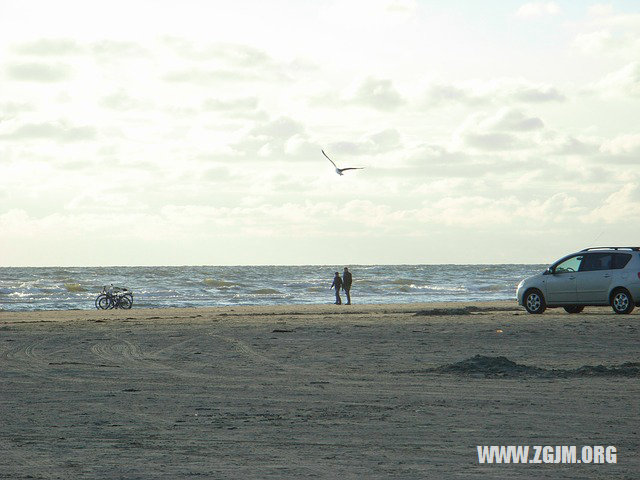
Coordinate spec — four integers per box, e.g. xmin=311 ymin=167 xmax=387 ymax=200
xmin=250 ymin=289 xmax=280 ymax=295
xmin=203 ymin=279 xmax=241 ymax=288
xmin=64 ymin=283 xmax=86 ymax=292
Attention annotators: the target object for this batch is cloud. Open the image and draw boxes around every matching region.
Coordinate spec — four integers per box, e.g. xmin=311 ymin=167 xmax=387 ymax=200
xmin=161 ymin=38 xmax=287 ymax=85
xmin=203 ymin=97 xmax=258 ymax=112
xmin=425 ymin=80 xmax=565 ymax=106
xmin=200 ymin=96 xmax=266 ymax=120
xmin=0 ymin=102 xmax=34 ymax=116
xmin=515 ymin=2 xmax=561 ymax=19
xmin=511 ymin=85 xmax=565 ymax=103
xmin=464 ymin=132 xmax=524 ymax=151
xmin=5 ymin=62 xmax=71 ymax=82
xmin=600 ymin=133 xmax=640 ymax=156
xmin=571 ymin=6 xmax=640 ymax=56
xmin=163 ymin=68 xmax=261 ymax=84
xmin=328 ymin=128 xmax=401 ymax=156
xmin=101 ymin=90 xmax=154 ymax=111
xmin=0 ymin=121 xmax=97 ymax=142
xmin=10 ymin=38 xmax=147 ymax=59
xmin=231 ymin=116 xmax=310 ymax=159
xmin=478 ymin=108 xmax=544 ymax=132
xmin=12 ymin=38 xmax=84 ymax=56
xmin=91 ymin=40 xmax=147 ymax=57
xmin=352 ymin=77 xmax=405 ymax=111
xmin=457 ymin=108 xmax=544 ymax=151
xmin=163 ymin=38 xmax=272 ymax=66
xmin=592 ymin=62 xmax=640 ymax=97
xmin=581 ymin=183 xmax=640 ymax=224
xmin=250 ymin=116 xmax=304 ymax=139
xmin=553 ymin=136 xmax=600 ymax=156
xmin=310 ymin=77 xmax=406 ymax=111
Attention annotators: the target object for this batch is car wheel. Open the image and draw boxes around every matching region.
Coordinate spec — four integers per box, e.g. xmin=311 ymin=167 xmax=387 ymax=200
xmin=611 ymin=289 xmax=635 ymax=314
xmin=564 ymin=306 xmax=584 ymax=314
xmin=524 ymin=289 xmax=546 ymax=314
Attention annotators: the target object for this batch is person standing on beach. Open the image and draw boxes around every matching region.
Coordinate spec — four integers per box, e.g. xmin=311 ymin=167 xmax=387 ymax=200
xmin=342 ymin=267 xmax=353 ymax=305
xmin=330 ymin=272 xmax=342 ymax=304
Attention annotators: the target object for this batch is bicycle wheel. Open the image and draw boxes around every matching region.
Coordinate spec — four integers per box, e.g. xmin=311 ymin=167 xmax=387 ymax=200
xmin=95 ymin=294 xmax=105 ymax=309
xmin=119 ymin=295 xmax=133 ymax=309
xmin=97 ymin=295 xmax=111 ymax=310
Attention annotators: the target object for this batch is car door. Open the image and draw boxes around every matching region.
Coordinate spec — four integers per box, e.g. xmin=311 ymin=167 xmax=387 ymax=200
xmin=576 ymin=253 xmax=613 ymax=303
xmin=545 ymin=255 xmax=582 ymax=304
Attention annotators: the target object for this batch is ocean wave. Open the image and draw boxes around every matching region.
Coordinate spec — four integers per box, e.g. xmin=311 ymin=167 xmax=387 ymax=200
xmin=396 ymin=285 xmax=415 ymax=293
xmin=397 ymin=284 xmax=467 ymax=293
xmin=250 ymin=289 xmax=281 ymax=295
xmin=391 ymin=278 xmax=418 ymax=285
xmin=203 ymin=278 xmax=241 ymax=288
xmin=476 ymin=285 xmax=504 ymax=292
xmin=64 ymin=283 xmax=87 ymax=292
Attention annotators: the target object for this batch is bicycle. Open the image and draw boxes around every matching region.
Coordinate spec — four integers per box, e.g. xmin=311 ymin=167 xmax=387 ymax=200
xmin=95 ymin=285 xmax=133 ymax=310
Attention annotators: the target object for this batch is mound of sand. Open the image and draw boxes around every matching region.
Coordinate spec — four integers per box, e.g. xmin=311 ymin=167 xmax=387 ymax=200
xmin=434 ymin=355 xmax=640 ymax=378
xmin=414 ymin=306 xmax=519 ymax=316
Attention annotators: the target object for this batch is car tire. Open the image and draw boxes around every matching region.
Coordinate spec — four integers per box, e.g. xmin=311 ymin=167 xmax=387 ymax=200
xmin=611 ymin=289 xmax=635 ymax=314
xmin=564 ymin=306 xmax=584 ymax=314
xmin=524 ymin=289 xmax=546 ymax=314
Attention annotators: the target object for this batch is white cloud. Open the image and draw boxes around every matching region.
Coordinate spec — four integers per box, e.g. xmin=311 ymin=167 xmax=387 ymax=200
xmin=592 ymin=61 xmax=640 ymax=97
xmin=478 ymin=108 xmax=544 ymax=132
xmin=456 ymin=108 xmax=545 ymax=152
xmin=425 ymin=79 xmax=565 ymax=106
xmin=5 ymin=62 xmax=71 ymax=82
xmin=352 ymin=77 xmax=405 ymax=111
xmin=600 ymin=133 xmax=640 ymax=156
xmin=0 ymin=120 xmax=97 ymax=142
xmin=571 ymin=5 xmax=640 ymax=56
xmin=515 ymin=2 xmax=561 ymax=19
xmin=581 ymin=183 xmax=640 ymax=224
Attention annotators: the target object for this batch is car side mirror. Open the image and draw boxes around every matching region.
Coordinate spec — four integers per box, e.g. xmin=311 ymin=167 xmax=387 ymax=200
xmin=544 ymin=267 xmax=553 ymax=275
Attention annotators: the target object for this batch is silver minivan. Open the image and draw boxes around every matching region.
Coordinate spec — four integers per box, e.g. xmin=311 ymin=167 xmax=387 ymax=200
xmin=516 ymin=247 xmax=640 ymax=314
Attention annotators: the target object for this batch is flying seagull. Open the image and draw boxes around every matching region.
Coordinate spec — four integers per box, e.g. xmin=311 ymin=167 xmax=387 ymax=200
xmin=322 ymin=149 xmax=364 ymax=176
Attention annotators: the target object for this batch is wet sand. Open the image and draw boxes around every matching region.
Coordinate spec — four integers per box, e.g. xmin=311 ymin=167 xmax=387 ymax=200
xmin=0 ymin=301 xmax=638 ymax=479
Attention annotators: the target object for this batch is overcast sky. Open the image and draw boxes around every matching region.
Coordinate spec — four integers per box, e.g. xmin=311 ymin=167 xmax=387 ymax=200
xmin=1 ymin=1 xmax=639 ymax=266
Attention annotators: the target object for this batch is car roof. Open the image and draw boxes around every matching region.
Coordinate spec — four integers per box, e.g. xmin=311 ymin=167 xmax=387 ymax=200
xmin=579 ymin=247 xmax=640 ymax=252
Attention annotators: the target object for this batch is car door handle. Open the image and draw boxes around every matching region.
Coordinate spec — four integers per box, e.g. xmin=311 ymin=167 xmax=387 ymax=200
xmin=604 ymin=274 xmax=611 ymax=278
xmin=568 ymin=276 xmax=575 ymax=280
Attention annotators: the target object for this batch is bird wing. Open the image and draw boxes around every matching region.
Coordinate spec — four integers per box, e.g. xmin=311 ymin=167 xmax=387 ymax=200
xmin=321 ymin=149 xmax=338 ymax=168
xmin=340 ymin=167 xmax=364 ymax=172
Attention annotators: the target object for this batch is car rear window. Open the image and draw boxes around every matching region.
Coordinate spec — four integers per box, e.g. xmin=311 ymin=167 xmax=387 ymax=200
xmin=612 ymin=253 xmax=632 ymax=269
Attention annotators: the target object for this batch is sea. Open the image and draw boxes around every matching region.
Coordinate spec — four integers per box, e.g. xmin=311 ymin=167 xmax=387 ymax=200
xmin=0 ymin=265 xmax=546 ymax=312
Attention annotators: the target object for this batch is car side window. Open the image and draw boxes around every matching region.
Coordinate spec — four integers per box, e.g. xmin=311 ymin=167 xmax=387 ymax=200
xmin=580 ymin=253 xmax=613 ymax=272
xmin=612 ymin=253 xmax=632 ymax=269
xmin=554 ymin=255 xmax=583 ymax=273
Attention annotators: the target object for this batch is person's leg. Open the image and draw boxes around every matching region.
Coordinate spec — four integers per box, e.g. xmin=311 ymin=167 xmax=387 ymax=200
xmin=335 ymin=289 xmax=342 ymax=304
xmin=345 ymin=288 xmax=351 ymax=305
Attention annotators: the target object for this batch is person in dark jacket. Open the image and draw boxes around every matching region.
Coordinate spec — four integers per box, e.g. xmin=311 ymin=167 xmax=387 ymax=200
xmin=342 ymin=267 xmax=353 ymax=305
xmin=330 ymin=272 xmax=342 ymax=304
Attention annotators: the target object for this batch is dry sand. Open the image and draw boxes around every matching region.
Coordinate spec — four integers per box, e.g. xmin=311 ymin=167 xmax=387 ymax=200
xmin=0 ymin=301 xmax=638 ymax=479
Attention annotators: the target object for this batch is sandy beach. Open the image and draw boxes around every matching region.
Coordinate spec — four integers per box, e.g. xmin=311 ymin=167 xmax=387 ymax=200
xmin=0 ymin=301 xmax=638 ymax=479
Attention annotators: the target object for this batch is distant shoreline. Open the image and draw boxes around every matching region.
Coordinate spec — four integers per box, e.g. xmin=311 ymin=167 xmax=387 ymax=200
xmin=3 ymin=300 xmax=633 ymax=321
xmin=0 ymin=300 xmax=523 ymax=319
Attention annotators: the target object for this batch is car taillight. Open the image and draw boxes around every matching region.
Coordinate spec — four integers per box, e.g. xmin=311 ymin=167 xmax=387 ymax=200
xmin=638 ymin=272 xmax=640 ymax=280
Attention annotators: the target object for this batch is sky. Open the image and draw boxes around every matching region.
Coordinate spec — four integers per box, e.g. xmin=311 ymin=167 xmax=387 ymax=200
xmin=0 ymin=0 xmax=639 ymax=266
